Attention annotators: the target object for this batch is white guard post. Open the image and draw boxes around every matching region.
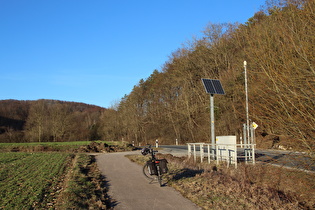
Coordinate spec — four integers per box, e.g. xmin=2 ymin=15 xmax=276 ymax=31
xmin=187 ymin=136 xmax=256 ymax=168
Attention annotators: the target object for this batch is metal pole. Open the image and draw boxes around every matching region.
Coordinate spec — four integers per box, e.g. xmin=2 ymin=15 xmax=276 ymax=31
xmin=243 ymin=123 xmax=247 ymax=145
xmin=244 ymin=61 xmax=250 ymax=144
xmin=210 ymin=94 xmax=215 ymax=157
xmin=243 ymin=123 xmax=248 ymax=162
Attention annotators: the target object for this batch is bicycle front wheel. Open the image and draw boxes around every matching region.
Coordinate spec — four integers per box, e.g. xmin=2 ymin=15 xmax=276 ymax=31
xmin=143 ymin=163 xmax=154 ymax=180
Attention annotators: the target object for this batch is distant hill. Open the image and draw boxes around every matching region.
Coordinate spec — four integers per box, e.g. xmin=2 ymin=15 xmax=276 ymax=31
xmin=0 ymin=99 xmax=106 ymax=143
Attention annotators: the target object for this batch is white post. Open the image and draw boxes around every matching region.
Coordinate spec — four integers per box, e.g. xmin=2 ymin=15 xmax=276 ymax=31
xmin=216 ymin=144 xmax=219 ymax=165
xmin=207 ymin=144 xmax=211 ymax=163
xmin=200 ymin=144 xmax=204 ymax=163
xmin=243 ymin=124 xmax=248 ymax=163
xmin=251 ymin=126 xmax=255 ymax=145
xmin=244 ymin=61 xmax=250 ymax=144
xmin=187 ymin=144 xmax=191 ymax=158
xmin=252 ymin=143 xmax=256 ymax=164
xmin=226 ymin=146 xmax=229 ymax=167
xmin=193 ymin=144 xmax=196 ymax=162
xmin=234 ymin=144 xmax=237 ymax=168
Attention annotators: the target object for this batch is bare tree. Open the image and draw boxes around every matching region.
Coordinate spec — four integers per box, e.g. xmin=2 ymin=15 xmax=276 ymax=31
xmin=25 ymin=100 xmax=48 ymax=142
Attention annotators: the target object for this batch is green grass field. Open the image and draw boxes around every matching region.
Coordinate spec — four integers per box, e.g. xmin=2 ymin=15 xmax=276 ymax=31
xmin=0 ymin=141 xmax=104 ymax=147
xmin=0 ymin=152 xmax=109 ymax=209
xmin=0 ymin=141 xmax=119 ymax=208
xmin=0 ymin=152 xmax=71 ymax=209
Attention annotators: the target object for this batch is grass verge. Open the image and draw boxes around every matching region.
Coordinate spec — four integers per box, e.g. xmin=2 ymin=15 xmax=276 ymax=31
xmin=56 ymin=154 xmax=110 ymax=209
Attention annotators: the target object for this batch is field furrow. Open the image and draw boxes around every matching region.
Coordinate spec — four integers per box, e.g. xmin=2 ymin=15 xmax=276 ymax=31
xmin=0 ymin=152 xmax=71 ymax=209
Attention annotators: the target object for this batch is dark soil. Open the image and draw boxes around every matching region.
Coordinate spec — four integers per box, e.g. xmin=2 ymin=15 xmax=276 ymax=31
xmin=4 ymin=141 xmax=137 ymax=153
xmin=74 ymin=142 xmax=136 ymax=153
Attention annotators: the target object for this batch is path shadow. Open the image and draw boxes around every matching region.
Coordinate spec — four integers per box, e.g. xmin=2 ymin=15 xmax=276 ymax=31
xmin=99 ymin=175 xmax=119 ymax=208
xmin=171 ymin=168 xmax=204 ymax=181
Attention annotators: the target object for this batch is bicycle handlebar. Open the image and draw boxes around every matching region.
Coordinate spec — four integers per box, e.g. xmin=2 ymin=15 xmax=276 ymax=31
xmin=141 ymin=145 xmax=158 ymax=157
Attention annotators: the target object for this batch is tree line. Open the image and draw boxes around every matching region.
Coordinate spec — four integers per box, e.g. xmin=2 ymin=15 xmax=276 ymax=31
xmin=99 ymin=0 xmax=315 ymax=153
xmin=0 ymin=0 xmax=314 ymax=153
xmin=0 ymin=99 xmax=104 ymax=143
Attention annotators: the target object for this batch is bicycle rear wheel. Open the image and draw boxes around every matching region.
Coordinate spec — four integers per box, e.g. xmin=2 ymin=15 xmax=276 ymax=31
xmin=143 ymin=163 xmax=154 ymax=180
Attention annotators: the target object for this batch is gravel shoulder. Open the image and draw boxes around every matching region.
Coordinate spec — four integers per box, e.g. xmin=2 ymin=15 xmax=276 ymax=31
xmin=95 ymin=151 xmax=200 ymax=210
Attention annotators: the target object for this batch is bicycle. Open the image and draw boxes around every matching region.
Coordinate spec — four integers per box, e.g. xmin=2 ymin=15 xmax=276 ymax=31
xmin=141 ymin=145 xmax=168 ymax=187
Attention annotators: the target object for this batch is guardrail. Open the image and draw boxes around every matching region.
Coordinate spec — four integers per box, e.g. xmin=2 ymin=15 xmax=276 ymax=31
xmin=187 ymin=143 xmax=256 ymax=168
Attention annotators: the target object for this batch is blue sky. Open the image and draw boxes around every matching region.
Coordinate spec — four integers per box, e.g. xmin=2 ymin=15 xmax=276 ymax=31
xmin=0 ymin=0 xmax=265 ymax=108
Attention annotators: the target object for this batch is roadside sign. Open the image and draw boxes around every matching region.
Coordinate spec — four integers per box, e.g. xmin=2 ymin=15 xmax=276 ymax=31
xmin=252 ymin=122 xmax=258 ymax=130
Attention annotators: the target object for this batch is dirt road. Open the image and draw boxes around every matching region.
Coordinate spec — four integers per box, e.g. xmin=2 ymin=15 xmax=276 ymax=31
xmin=96 ymin=151 xmax=200 ymax=210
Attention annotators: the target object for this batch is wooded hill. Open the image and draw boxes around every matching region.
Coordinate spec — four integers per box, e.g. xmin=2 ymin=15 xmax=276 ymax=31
xmin=1 ymin=0 xmax=314 ymax=153
xmin=101 ymin=0 xmax=315 ymax=153
xmin=0 ymin=99 xmax=105 ymax=143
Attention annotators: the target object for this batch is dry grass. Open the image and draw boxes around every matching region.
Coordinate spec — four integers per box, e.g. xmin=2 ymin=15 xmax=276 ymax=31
xmin=127 ymin=153 xmax=315 ymax=209
xmin=55 ymin=154 xmax=110 ymax=209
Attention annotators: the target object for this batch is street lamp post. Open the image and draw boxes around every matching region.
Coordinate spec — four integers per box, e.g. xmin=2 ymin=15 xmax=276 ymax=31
xmin=244 ymin=61 xmax=250 ymax=144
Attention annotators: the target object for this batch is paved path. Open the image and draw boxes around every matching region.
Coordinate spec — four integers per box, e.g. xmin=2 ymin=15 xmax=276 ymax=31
xmin=96 ymin=151 xmax=200 ymax=210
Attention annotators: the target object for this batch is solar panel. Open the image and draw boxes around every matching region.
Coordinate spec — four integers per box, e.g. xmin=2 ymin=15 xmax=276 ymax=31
xmin=201 ymin=79 xmax=225 ymax=95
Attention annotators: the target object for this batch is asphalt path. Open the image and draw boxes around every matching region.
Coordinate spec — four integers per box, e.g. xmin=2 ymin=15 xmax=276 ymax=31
xmin=95 ymin=146 xmax=314 ymax=209
xmin=96 ymin=151 xmax=200 ymax=210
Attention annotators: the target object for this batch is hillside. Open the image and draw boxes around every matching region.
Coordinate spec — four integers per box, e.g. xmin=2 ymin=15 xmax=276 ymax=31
xmin=0 ymin=99 xmax=105 ymax=143
xmin=100 ymin=0 xmax=315 ymax=153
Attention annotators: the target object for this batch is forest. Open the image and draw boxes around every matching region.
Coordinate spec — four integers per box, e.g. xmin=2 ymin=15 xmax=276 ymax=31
xmin=0 ymin=99 xmax=104 ymax=143
xmin=0 ymin=0 xmax=314 ymax=153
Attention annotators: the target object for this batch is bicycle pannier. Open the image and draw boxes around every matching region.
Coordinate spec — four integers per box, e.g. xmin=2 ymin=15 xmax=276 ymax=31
xmin=147 ymin=161 xmax=158 ymax=175
xmin=158 ymin=159 xmax=168 ymax=174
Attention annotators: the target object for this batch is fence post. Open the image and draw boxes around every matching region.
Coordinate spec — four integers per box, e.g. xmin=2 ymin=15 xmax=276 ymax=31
xmin=200 ymin=143 xmax=204 ymax=163
xmin=216 ymin=144 xmax=219 ymax=165
xmin=207 ymin=144 xmax=211 ymax=163
xmin=252 ymin=144 xmax=256 ymax=164
xmin=187 ymin=143 xmax=191 ymax=158
xmin=243 ymin=124 xmax=248 ymax=163
xmin=193 ymin=144 xmax=196 ymax=162
xmin=227 ymin=146 xmax=230 ymax=168
xmin=186 ymin=142 xmax=253 ymax=168
xmin=235 ymin=144 xmax=237 ymax=168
